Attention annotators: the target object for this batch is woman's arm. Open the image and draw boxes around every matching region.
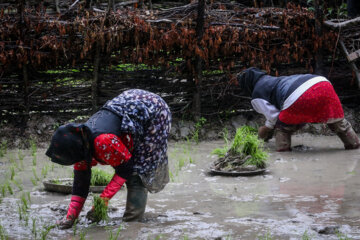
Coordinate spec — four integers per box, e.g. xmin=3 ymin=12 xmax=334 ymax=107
xmin=72 ymin=169 xmax=91 ymax=198
xmin=58 ymin=168 xmax=91 ymax=229
xmin=251 ymin=98 xmax=280 ymax=129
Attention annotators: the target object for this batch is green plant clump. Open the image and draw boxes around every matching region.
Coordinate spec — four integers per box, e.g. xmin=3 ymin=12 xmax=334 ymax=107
xmin=92 ymin=195 xmax=108 ymax=222
xmin=90 ymin=169 xmax=112 ymax=186
xmin=212 ymin=126 xmax=268 ymax=169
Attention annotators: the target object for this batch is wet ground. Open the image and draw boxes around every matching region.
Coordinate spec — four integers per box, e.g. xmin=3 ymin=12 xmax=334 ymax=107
xmin=0 ymin=133 xmax=360 ymax=239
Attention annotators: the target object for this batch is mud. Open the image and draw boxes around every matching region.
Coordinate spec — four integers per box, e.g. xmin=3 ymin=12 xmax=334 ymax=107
xmin=0 ymin=134 xmax=360 ymax=239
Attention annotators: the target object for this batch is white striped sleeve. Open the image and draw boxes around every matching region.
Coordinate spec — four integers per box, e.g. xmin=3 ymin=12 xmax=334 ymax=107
xmin=251 ymin=98 xmax=280 ymax=129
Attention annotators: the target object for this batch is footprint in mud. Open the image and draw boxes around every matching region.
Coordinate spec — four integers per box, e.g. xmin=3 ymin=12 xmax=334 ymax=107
xmin=292 ymin=145 xmax=313 ymax=152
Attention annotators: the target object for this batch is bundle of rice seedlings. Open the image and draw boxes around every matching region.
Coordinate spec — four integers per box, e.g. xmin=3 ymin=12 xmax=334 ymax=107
xmin=92 ymin=195 xmax=109 ymax=222
xmin=212 ymin=126 xmax=268 ymax=169
xmin=90 ymin=169 xmax=112 ymax=186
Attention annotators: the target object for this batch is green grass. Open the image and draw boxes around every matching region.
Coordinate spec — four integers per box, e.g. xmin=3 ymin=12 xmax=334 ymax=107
xmin=90 ymin=169 xmax=113 ymax=186
xmin=212 ymin=126 xmax=268 ymax=168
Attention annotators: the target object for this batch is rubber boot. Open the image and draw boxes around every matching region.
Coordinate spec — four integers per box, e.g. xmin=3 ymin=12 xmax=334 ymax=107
xmin=275 ymin=129 xmax=292 ymax=152
xmin=123 ymin=174 xmax=148 ymax=222
xmin=328 ymin=119 xmax=360 ymax=150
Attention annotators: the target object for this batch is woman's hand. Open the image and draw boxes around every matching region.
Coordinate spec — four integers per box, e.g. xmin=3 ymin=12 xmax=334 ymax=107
xmin=258 ymin=126 xmax=274 ymax=142
xmin=86 ymin=208 xmax=97 ymax=223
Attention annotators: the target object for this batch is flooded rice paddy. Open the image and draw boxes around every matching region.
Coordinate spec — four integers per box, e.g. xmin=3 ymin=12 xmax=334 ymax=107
xmin=0 ymin=133 xmax=360 ymax=239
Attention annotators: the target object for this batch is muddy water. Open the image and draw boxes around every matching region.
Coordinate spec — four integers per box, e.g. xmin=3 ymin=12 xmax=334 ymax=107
xmin=0 ymin=134 xmax=360 ymax=239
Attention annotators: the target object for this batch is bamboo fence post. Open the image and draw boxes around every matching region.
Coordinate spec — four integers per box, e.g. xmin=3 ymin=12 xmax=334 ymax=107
xmin=192 ymin=0 xmax=205 ymax=121
xmin=92 ymin=43 xmax=101 ymax=113
xmin=314 ymin=0 xmax=324 ymax=74
xmin=18 ymin=0 xmax=30 ymax=125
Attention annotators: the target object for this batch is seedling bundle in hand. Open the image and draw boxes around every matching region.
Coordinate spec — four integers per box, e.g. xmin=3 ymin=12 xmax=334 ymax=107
xmin=90 ymin=195 xmax=109 ymax=223
xmin=212 ymin=126 xmax=268 ymax=172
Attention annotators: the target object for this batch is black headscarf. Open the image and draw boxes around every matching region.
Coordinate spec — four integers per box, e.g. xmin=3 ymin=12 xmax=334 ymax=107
xmin=46 ymin=123 xmax=92 ymax=166
xmin=237 ymin=67 xmax=267 ymax=95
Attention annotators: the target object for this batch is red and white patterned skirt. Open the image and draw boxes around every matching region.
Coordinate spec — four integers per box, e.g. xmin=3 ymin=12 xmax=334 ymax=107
xmin=279 ymin=81 xmax=344 ymax=125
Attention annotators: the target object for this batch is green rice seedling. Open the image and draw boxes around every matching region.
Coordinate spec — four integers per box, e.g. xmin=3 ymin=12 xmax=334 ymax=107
xmin=92 ymin=195 xmax=109 ymax=222
xmin=302 ymin=231 xmax=312 ymax=240
xmin=32 ymin=218 xmax=37 ymax=240
xmin=41 ymin=164 xmax=49 ymax=178
xmin=178 ymin=157 xmax=185 ymax=170
xmin=258 ymin=231 xmax=273 ymax=240
xmin=29 ymin=138 xmax=37 ymax=157
xmin=20 ymin=192 xmax=29 ymax=210
xmin=336 ymin=231 xmax=350 ymax=240
xmin=12 ymin=179 xmax=23 ymax=191
xmin=10 ymin=165 xmax=15 ymax=181
xmin=32 ymin=167 xmax=40 ymax=181
xmin=17 ymin=150 xmax=24 ymax=169
xmin=1 ymin=184 xmax=6 ymax=197
xmin=17 ymin=150 xmax=24 ymax=161
xmin=90 ymin=169 xmax=112 ymax=186
xmin=153 ymin=235 xmax=164 ymax=240
xmin=6 ymin=182 xmax=13 ymax=195
xmin=51 ymin=179 xmax=61 ymax=185
xmin=191 ymin=117 xmax=207 ymax=144
xmin=24 ymin=214 xmax=29 ymax=227
xmin=106 ymin=225 xmax=122 ymax=240
xmin=169 ymin=170 xmax=175 ymax=182
xmin=30 ymin=177 xmax=37 ymax=186
xmin=17 ymin=193 xmax=30 ymax=223
xmin=40 ymin=224 xmax=55 ymax=240
xmin=211 ymin=128 xmax=231 ymax=158
xmin=9 ymin=154 xmax=20 ymax=170
xmin=32 ymin=153 xmax=37 ymax=166
xmin=79 ymin=228 xmax=87 ymax=240
xmin=0 ymin=224 xmax=8 ymax=240
xmin=17 ymin=204 xmax=23 ymax=221
xmin=72 ymin=219 xmax=78 ymax=236
xmin=0 ymin=140 xmax=8 ymax=158
xmin=189 ymin=156 xmax=194 ymax=164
